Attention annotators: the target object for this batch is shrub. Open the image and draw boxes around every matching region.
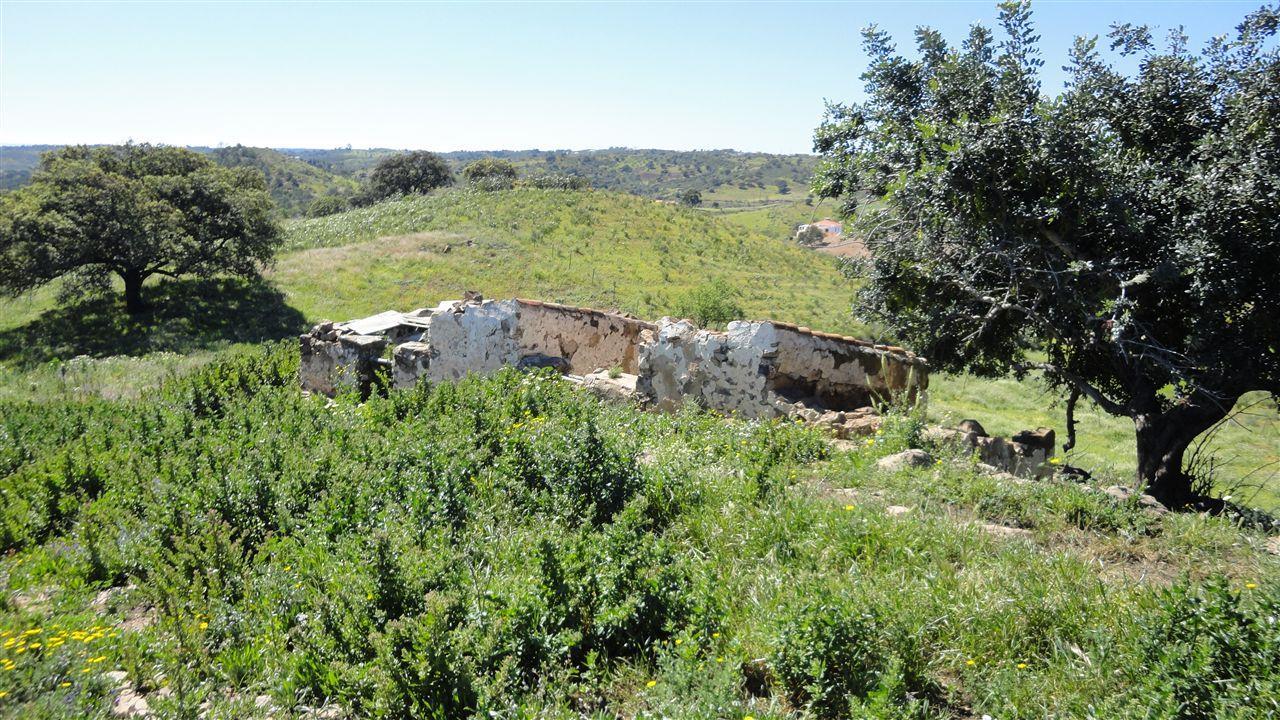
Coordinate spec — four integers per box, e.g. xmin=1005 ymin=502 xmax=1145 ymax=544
xmin=462 ymin=158 xmax=518 ymax=189
xmin=307 ymin=195 xmax=348 ymax=217
xmin=373 ymin=600 xmax=476 ymax=720
xmin=672 ymin=279 xmax=745 ymax=329
xmin=773 ymin=601 xmax=887 ymax=718
xmin=519 ymin=173 xmax=589 ymax=190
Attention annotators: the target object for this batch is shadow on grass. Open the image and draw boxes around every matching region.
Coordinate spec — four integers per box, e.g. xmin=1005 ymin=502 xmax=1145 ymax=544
xmin=0 ymin=277 xmax=308 ymax=366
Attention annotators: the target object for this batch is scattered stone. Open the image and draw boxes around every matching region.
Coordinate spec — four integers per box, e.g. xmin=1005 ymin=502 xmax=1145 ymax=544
xmin=885 ymin=505 xmax=912 ymax=516
xmin=112 ymin=688 xmax=150 ymax=718
xmin=978 ymin=523 xmax=1034 ymax=540
xmin=1012 ymin=427 xmax=1055 ymax=453
xmin=1103 ymin=485 xmax=1169 ymax=515
xmin=957 ymin=419 xmax=987 ymax=436
xmin=581 ymin=370 xmax=639 ymax=403
xmin=926 ymin=425 xmax=1054 ymax=479
xmin=877 ymin=449 xmax=934 ymax=471
xmin=1267 ymin=536 xmax=1280 ymax=556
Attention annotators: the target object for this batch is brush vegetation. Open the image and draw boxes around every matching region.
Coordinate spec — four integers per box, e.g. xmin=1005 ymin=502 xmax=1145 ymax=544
xmin=0 ymin=343 xmax=1276 ymax=719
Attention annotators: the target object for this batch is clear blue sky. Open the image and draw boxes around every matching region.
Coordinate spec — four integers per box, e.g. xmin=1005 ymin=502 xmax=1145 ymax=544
xmin=0 ymin=1 xmax=1265 ymax=154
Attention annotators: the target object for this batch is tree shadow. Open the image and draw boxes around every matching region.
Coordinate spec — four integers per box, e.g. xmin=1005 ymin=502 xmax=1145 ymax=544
xmin=0 ymin=277 xmax=309 ymax=366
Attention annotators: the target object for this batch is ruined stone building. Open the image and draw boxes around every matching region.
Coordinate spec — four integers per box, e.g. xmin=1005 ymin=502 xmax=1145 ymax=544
xmin=299 ymin=295 xmax=1052 ymax=477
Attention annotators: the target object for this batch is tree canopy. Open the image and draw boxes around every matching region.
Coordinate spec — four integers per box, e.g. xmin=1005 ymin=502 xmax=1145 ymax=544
xmin=0 ymin=144 xmax=282 ymax=314
xmin=813 ymin=1 xmax=1280 ymax=504
xmin=358 ymin=150 xmax=454 ymax=205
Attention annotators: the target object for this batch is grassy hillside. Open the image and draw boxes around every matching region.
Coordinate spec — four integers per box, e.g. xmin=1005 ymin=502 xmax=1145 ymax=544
xmin=0 ymin=188 xmax=1275 ymax=509
xmin=0 ymin=345 xmax=1275 ymax=718
xmin=209 ymin=145 xmax=359 ymax=216
xmin=276 ymin=188 xmax=854 ymax=330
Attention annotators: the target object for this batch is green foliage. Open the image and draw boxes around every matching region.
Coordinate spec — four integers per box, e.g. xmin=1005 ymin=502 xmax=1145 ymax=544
xmin=211 ymin=145 xmax=359 ymax=217
xmin=357 ymin=150 xmax=454 ymax=205
xmin=0 ymin=144 xmax=283 ymax=314
xmin=813 ymin=1 xmax=1280 ymax=503
xmin=519 ymin=173 xmax=590 ymax=190
xmin=774 ymin=601 xmax=925 ymax=719
xmin=0 ymin=350 xmax=1277 ymax=717
xmin=306 ymin=195 xmax=348 ymax=218
xmin=1102 ymin=577 xmax=1280 ymax=718
xmin=461 ymin=158 xmax=518 ymax=191
xmin=678 ymin=188 xmax=702 ymax=206
xmin=672 ymin=279 xmax=745 ymax=329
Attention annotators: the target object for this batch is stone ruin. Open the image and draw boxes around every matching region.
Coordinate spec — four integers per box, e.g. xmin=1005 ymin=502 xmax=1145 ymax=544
xmin=299 ymin=295 xmax=1054 ymax=477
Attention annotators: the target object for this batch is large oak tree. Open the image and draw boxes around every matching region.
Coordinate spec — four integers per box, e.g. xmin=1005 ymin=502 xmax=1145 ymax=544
xmin=814 ymin=2 xmax=1280 ymax=505
xmin=0 ymin=144 xmax=281 ymax=314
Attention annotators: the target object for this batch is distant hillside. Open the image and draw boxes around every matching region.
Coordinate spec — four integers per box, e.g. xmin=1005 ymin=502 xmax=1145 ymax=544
xmin=2 ymin=145 xmax=817 ymax=211
xmin=209 ymin=145 xmax=359 ymax=216
xmin=1 ymin=144 xmax=359 ymax=217
xmin=0 ymin=145 xmax=58 ymax=190
xmin=288 ymin=147 xmax=818 ymax=207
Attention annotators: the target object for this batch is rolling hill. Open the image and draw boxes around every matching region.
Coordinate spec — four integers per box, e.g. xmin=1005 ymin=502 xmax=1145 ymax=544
xmin=2 ymin=187 xmax=1273 ymax=508
xmin=0 ymin=186 xmax=1276 ymax=717
xmin=3 ymin=145 xmax=818 ymax=212
xmin=208 ymin=145 xmax=359 ymax=216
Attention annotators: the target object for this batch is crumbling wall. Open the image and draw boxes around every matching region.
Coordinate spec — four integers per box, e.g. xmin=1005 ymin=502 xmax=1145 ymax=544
xmin=514 ymin=300 xmax=654 ymax=375
xmin=769 ymin=323 xmax=928 ymax=409
xmin=637 ymin=319 xmax=778 ymax=417
xmin=634 ymin=318 xmax=929 ymax=420
xmin=424 ymin=299 xmax=521 ymax=382
xmin=299 ymin=323 xmax=387 ymax=397
xmin=299 ymin=297 xmax=927 ymax=420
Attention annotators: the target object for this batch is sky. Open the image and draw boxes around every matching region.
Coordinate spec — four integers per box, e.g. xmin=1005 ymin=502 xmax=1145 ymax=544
xmin=0 ymin=1 xmax=1267 ymax=154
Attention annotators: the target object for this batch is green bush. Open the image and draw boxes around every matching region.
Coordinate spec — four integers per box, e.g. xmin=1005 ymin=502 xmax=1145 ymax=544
xmin=519 ymin=173 xmax=589 ymax=190
xmin=307 ymin=195 xmax=348 ymax=217
xmin=672 ymin=279 xmax=745 ymax=329
xmin=774 ymin=601 xmax=888 ymax=718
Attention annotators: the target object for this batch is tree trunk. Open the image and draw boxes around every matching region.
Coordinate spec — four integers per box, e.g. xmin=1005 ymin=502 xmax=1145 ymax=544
xmin=1133 ymin=399 xmax=1235 ymax=507
xmin=121 ymin=271 xmax=146 ymax=315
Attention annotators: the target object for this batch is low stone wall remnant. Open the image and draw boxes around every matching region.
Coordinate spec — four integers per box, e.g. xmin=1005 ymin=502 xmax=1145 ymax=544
xmin=297 ymin=296 xmax=1052 ymax=478
xmin=299 ymin=295 xmax=926 ymax=414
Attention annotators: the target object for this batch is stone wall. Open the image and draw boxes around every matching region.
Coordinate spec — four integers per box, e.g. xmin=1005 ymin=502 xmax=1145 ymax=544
xmin=514 ymin=300 xmax=655 ymax=375
xmin=297 ymin=297 xmax=1059 ymax=479
xmin=298 ymin=296 xmax=926 ymax=420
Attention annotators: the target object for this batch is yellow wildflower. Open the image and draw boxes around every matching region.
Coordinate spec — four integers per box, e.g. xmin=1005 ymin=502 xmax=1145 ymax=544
xmin=1016 ymin=662 xmax=1028 ymax=669
xmin=965 ymin=659 xmax=976 ymax=666
xmin=645 ymin=680 xmax=657 ymax=688
xmin=844 ymin=504 xmax=855 ymax=511
xmin=59 ymin=682 xmax=71 ymax=688
xmin=198 ymin=622 xmax=209 ymax=630
xmin=88 ymin=656 xmax=106 ymax=664
xmin=1245 ymin=582 xmax=1258 ymax=589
